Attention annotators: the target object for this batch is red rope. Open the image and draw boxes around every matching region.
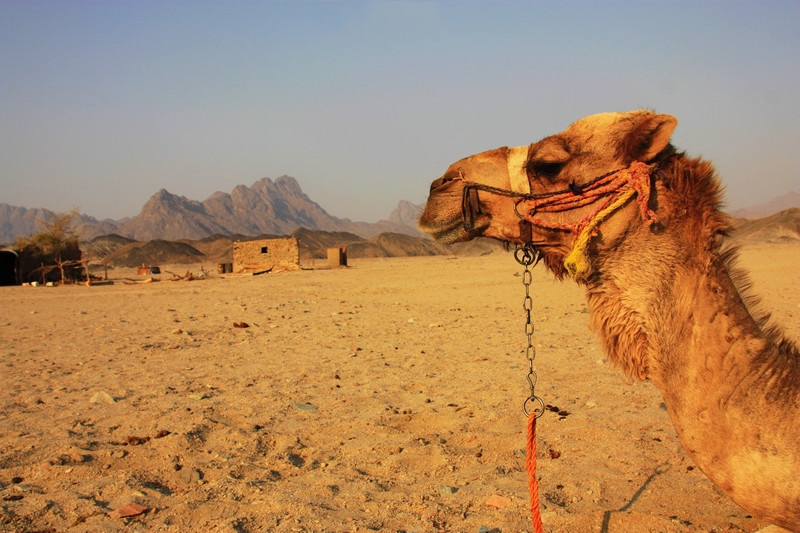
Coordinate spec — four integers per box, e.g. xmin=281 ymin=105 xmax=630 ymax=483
xmin=527 ymin=413 xmax=544 ymax=533
xmin=521 ymin=161 xmax=656 ymax=235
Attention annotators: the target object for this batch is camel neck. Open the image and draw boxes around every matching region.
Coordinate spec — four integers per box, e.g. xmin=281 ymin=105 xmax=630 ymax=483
xmin=653 ymin=252 xmax=788 ymax=414
xmin=586 ymin=237 xmax=800 ymax=526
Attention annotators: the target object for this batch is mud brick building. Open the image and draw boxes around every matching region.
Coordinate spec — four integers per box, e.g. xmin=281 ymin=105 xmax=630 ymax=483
xmin=232 ymin=238 xmax=299 ymax=274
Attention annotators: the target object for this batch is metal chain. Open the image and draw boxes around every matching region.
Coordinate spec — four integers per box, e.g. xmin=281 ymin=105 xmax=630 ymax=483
xmin=515 ymin=243 xmax=545 ymax=418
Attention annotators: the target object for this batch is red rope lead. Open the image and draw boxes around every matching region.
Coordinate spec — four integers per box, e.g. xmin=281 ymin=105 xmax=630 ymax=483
xmin=527 ymin=413 xmax=544 ymax=533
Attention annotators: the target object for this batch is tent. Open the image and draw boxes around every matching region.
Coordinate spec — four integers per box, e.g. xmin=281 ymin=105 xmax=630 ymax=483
xmin=0 ymin=249 xmax=19 ymax=286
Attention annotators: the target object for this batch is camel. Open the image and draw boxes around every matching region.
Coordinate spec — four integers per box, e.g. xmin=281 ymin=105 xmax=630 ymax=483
xmin=418 ymin=110 xmax=800 ymax=530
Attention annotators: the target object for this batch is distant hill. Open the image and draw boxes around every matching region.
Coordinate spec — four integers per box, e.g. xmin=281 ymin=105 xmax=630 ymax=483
xmin=83 ymin=234 xmax=136 ymax=258
xmin=730 ymin=208 xmax=800 ymax=243
xmin=347 ymin=232 xmax=449 ymax=258
xmin=104 ymin=239 xmax=206 ymax=267
xmin=730 ymin=191 xmax=800 ymax=219
xmin=0 ymin=175 xmax=422 ymax=244
xmin=84 ymin=228 xmax=505 ymax=268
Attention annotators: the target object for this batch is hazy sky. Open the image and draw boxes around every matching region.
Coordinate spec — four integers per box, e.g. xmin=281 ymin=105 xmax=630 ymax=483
xmin=2 ymin=1 xmax=798 ymax=223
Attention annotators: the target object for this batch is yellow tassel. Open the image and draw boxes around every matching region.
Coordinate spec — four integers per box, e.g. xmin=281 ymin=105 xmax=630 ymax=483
xmin=564 ymin=187 xmax=636 ymax=279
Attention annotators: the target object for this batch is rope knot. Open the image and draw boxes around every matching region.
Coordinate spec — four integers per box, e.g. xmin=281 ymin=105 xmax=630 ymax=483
xmin=623 ymin=161 xmax=658 ymax=226
xmin=521 ymin=160 xmax=656 ymax=279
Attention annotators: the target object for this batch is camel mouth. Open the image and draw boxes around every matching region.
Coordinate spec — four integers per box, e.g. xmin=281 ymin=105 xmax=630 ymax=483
xmin=419 ymin=217 xmax=488 ymax=244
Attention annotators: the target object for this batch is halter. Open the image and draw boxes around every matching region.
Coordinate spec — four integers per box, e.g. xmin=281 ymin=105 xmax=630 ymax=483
xmin=459 ymin=160 xmax=658 ymax=278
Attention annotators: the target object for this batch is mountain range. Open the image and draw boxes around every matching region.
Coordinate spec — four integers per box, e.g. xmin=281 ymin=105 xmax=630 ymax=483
xmin=0 ymin=175 xmax=423 ymax=245
xmin=1 ymin=176 xmax=797 ymax=246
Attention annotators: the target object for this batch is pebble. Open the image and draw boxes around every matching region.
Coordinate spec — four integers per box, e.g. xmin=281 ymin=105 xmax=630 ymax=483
xmin=438 ymin=485 xmax=458 ymax=496
xmin=484 ymin=494 xmax=511 ymax=509
xmin=11 ymin=484 xmax=44 ymax=494
xmin=113 ymin=503 xmax=149 ymax=518
xmin=287 ymin=453 xmax=305 ymax=468
xmin=69 ymin=451 xmax=88 ymax=463
xmin=179 ymin=468 xmax=203 ymax=484
xmin=89 ymin=391 xmax=115 ymax=404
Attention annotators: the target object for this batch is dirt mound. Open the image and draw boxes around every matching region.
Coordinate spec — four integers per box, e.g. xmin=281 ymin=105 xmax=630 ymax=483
xmin=83 ymin=233 xmax=135 ymax=258
xmin=731 ymin=208 xmax=800 ymax=243
xmin=85 ymin=229 xmax=507 ymax=268
xmin=181 ymin=235 xmax=236 ymax=264
xmin=446 ymin=237 xmax=506 ymax=256
xmin=291 ymin=228 xmax=365 ymax=259
xmin=342 ymin=241 xmax=389 ymax=258
xmin=105 ymin=239 xmax=205 ymax=267
xmin=366 ymin=232 xmax=446 ymax=257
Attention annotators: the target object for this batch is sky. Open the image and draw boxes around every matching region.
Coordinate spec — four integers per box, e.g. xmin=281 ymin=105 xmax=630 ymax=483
xmin=1 ymin=1 xmax=798 ymax=223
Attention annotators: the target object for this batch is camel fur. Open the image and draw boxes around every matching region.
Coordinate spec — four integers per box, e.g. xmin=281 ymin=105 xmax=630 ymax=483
xmin=418 ymin=110 xmax=800 ymax=530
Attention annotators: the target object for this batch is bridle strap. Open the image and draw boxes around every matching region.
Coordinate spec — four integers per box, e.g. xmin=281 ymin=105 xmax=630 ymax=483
xmin=507 ymin=145 xmax=531 ymax=195
xmin=459 ymin=161 xmax=656 ymax=229
xmin=458 ymin=161 xmax=658 ymax=278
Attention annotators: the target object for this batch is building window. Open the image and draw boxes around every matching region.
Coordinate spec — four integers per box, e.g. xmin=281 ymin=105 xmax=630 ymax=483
xmin=261 ymin=246 xmax=269 ymax=254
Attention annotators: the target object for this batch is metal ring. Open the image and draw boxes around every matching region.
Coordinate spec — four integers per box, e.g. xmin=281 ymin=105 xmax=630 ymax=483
xmin=523 ymin=395 xmax=545 ymax=419
xmin=514 ymin=246 xmax=534 ymax=266
xmin=513 ymin=198 xmax=526 ymax=219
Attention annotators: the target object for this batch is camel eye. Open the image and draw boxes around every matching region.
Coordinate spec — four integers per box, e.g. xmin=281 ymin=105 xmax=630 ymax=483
xmin=530 ymin=161 xmax=564 ymax=180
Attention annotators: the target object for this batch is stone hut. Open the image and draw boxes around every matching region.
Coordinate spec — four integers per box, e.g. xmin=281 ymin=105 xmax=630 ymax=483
xmin=233 ymin=238 xmax=299 ymax=274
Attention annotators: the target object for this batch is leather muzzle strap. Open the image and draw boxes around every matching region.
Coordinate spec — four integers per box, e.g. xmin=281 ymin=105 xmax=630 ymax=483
xmin=507 ymin=145 xmax=533 ymax=241
xmin=461 ymin=183 xmax=482 ymax=231
xmin=507 ymin=145 xmax=530 ymax=195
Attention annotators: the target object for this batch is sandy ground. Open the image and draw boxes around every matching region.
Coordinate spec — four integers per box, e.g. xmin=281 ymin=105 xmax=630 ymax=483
xmin=1 ymin=242 xmax=798 ymax=533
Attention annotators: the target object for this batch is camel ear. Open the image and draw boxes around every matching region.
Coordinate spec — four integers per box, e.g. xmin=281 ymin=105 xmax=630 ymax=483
xmin=622 ymin=113 xmax=678 ymax=162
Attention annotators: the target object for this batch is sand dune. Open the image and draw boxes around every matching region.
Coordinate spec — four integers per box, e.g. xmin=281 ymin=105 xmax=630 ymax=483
xmin=1 ymin=242 xmax=797 ymax=532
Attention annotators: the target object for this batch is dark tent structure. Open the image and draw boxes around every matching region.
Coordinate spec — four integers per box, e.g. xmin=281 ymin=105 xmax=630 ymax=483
xmin=0 ymin=249 xmax=20 ymax=286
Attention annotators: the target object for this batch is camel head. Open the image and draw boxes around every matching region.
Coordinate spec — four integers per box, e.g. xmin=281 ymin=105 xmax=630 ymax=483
xmin=419 ymin=110 xmax=678 ymax=278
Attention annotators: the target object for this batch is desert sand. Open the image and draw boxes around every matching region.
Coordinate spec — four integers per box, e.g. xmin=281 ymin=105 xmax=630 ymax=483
xmin=1 ymin=241 xmax=797 ymax=533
